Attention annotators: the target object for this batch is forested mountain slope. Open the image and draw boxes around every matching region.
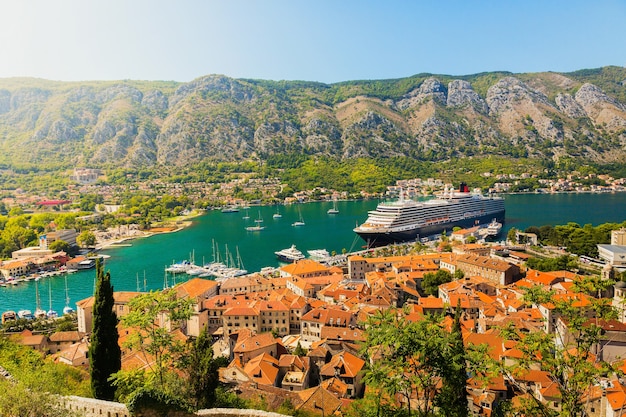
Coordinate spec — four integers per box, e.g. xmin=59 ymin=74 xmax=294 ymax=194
xmin=0 ymin=66 xmax=625 ymax=169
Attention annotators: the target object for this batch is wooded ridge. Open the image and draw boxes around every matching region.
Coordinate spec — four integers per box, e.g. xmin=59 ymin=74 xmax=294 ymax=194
xmin=0 ymin=66 xmax=625 ymax=169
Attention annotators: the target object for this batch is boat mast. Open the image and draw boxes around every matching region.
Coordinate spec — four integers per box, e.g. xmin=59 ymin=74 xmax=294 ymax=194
xmin=35 ymin=278 xmax=41 ymax=311
xmin=48 ymin=279 xmax=53 ymax=311
xmin=64 ymin=275 xmax=71 ymax=309
xmin=236 ymin=246 xmax=245 ymax=270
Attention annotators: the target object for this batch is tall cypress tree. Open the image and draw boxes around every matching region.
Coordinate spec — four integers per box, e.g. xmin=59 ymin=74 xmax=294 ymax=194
xmin=437 ymin=300 xmax=469 ymax=417
xmin=89 ymin=259 xmax=121 ymax=400
xmin=187 ymin=328 xmax=221 ymax=409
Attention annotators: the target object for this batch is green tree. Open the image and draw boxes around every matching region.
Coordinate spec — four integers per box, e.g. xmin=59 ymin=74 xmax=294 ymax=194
xmin=0 ymin=380 xmax=80 ymax=417
xmin=48 ymin=239 xmax=71 ymax=254
xmin=184 ymin=328 xmax=223 ymax=409
xmin=89 ymin=259 xmax=121 ymax=400
xmin=497 ymin=284 xmax=617 ymax=416
xmin=421 ymin=269 xmax=453 ymax=296
xmin=293 ymin=342 xmax=306 ymax=356
xmin=119 ymin=289 xmax=193 ymax=390
xmin=436 ymin=302 xmax=469 ymax=417
xmin=361 ymin=309 xmax=447 ymax=416
xmin=77 ymin=230 xmax=96 ymax=248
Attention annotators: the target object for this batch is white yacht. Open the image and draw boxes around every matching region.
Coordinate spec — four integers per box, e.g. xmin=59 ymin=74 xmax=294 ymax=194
xmin=275 ymin=244 xmax=305 ymax=263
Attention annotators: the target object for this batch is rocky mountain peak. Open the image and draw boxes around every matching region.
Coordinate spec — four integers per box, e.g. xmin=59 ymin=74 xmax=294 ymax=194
xmin=486 ymin=77 xmax=553 ymax=116
xmin=575 ymin=83 xmax=625 ymax=111
xmin=170 ymin=75 xmax=255 ymax=108
xmin=95 ymin=84 xmax=143 ymax=104
xmin=555 ymin=93 xmax=586 ymax=118
xmin=446 ymin=80 xmax=488 ymax=113
xmin=396 ymin=77 xmax=447 ymax=110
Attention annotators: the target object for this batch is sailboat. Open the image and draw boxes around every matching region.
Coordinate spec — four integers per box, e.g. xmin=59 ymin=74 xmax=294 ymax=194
xmin=242 ymin=208 xmax=250 ymax=220
xmin=246 ymin=211 xmax=265 ymax=231
xmin=63 ymin=275 xmax=74 ymax=315
xmin=47 ymin=279 xmax=58 ymax=318
xmin=203 ymin=239 xmax=226 ymax=275
xmin=273 ymin=207 xmax=282 ymax=219
xmin=292 ymin=206 xmax=305 ymax=226
xmin=34 ymin=278 xmax=46 ymax=319
xmin=327 ymin=199 xmax=339 ymax=214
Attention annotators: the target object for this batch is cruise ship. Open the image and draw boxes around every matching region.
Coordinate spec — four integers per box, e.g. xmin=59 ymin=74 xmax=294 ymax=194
xmin=354 ymin=183 xmax=505 ymax=246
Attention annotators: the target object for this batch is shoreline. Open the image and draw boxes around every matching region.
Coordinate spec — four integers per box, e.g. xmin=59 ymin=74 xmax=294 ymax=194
xmin=92 ymin=190 xmax=626 ymax=251
xmin=94 ymin=211 xmax=203 ymax=251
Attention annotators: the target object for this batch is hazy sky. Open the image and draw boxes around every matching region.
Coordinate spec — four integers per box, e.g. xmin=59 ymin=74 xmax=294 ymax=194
xmin=0 ymin=0 xmax=624 ymax=84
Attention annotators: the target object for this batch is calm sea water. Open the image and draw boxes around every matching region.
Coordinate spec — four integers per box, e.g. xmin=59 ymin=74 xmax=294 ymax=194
xmin=2 ymin=192 xmax=626 ymax=314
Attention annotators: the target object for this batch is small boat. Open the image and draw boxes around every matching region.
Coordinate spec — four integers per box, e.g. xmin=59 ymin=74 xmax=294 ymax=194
xmin=34 ymin=278 xmax=46 ymax=319
xmin=18 ymin=310 xmax=34 ymax=320
xmin=46 ymin=280 xmax=58 ymax=319
xmin=221 ymin=206 xmax=239 ymax=213
xmin=275 ymin=244 xmax=305 ymax=263
xmin=307 ymin=249 xmax=330 ymax=260
xmin=165 ymin=260 xmax=193 ymax=273
xmin=186 ymin=266 xmax=208 ymax=276
xmin=486 ymin=219 xmax=503 ymax=236
xmin=63 ymin=275 xmax=75 ymax=315
xmin=479 ymin=219 xmax=503 ymax=238
xmin=2 ymin=311 xmax=16 ymax=324
xmin=246 ymin=211 xmax=265 ymax=231
xmin=292 ymin=205 xmax=305 ymax=226
xmin=211 ymin=245 xmax=247 ymax=279
xmin=327 ymin=199 xmax=339 ymax=214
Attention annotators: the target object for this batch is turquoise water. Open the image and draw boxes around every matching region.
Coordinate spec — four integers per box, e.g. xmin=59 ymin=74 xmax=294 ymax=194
xmin=1 ymin=193 xmax=626 ymax=315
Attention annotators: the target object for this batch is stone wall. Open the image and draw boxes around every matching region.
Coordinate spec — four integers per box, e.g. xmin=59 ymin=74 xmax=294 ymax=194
xmin=63 ymin=396 xmax=289 ymax=417
xmin=64 ymin=396 xmax=130 ymax=417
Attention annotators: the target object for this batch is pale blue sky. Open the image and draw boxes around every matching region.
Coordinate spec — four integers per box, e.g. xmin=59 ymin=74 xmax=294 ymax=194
xmin=0 ymin=0 xmax=624 ymax=83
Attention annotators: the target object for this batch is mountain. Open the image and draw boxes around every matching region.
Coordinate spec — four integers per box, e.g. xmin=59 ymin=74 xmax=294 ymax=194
xmin=0 ymin=67 xmax=625 ymax=169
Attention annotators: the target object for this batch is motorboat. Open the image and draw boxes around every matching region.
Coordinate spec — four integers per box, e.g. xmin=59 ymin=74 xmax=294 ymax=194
xmin=275 ymin=244 xmax=305 ymax=263
xmin=307 ymin=249 xmax=330 ymax=260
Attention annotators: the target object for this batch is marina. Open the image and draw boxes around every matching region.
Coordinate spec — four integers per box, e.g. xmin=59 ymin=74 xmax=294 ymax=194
xmin=2 ymin=193 xmax=626 ymax=314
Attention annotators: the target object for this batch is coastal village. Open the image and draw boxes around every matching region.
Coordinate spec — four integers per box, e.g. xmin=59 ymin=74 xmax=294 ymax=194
xmin=2 ymin=170 xmax=626 ymax=416
xmin=2 ymin=168 xmax=626 ymax=211
xmin=3 ymin=220 xmax=626 ymax=415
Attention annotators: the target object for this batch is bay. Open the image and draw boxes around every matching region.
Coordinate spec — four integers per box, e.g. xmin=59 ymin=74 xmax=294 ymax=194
xmin=2 ymin=192 xmax=626 ymax=315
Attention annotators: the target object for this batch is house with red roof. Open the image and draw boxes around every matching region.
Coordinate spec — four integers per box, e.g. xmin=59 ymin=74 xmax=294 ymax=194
xmin=233 ymin=332 xmax=285 ymax=365
xmin=300 ymin=307 xmax=358 ymax=345
xmin=319 ymin=350 xmax=365 ymax=398
xmin=174 ymin=277 xmax=219 ymax=336
xmin=243 ymin=352 xmax=281 ymax=387
xmin=223 ymin=306 xmax=261 ymax=337
xmin=278 ymin=354 xmax=311 ymax=392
